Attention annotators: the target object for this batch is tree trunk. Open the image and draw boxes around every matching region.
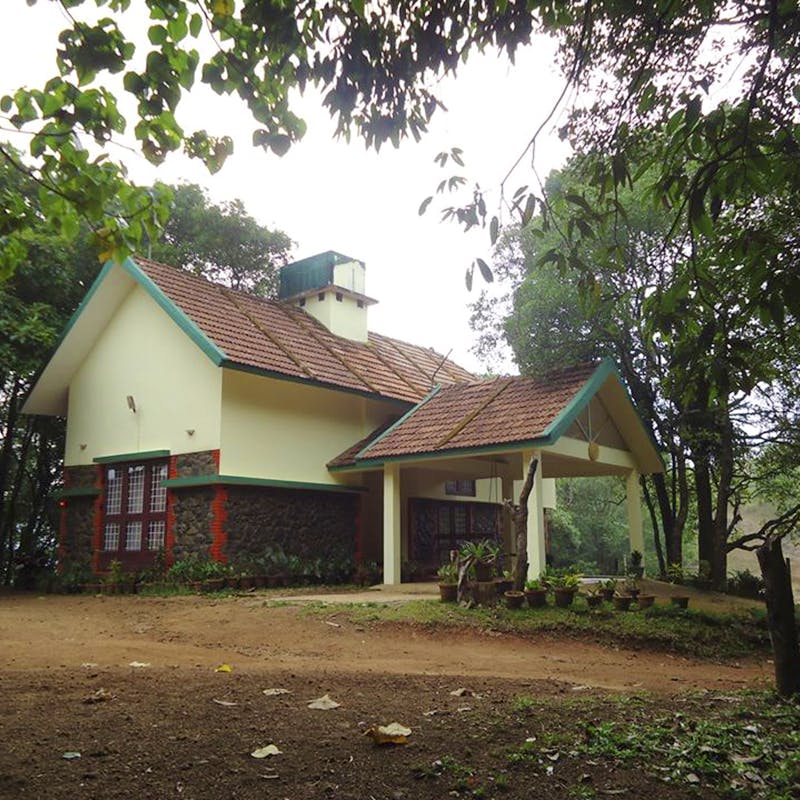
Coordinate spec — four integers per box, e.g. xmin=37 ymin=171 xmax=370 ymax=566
xmin=757 ymin=536 xmax=800 ymax=697
xmin=511 ymin=458 xmax=537 ymax=592
xmin=642 ymin=476 xmax=666 ymax=578
xmin=695 ymin=457 xmax=714 ymax=573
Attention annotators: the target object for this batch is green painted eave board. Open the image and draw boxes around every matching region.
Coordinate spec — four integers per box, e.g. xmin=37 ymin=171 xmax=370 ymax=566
xmin=122 ymin=258 xmax=226 ymax=366
xmin=54 ymin=486 xmax=101 ymax=498
xmin=163 ymin=474 xmax=366 ymax=493
xmin=94 ymin=449 xmax=170 ymax=464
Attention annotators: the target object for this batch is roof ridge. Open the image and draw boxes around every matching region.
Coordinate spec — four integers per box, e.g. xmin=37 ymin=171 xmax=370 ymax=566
xmin=363 ymin=337 xmax=429 ymax=398
xmin=371 ymin=332 xmax=443 ymax=386
xmin=433 ymin=377 xmax=514 ymax=449
xmin=219 ymin=286 xmax=317 ymax=379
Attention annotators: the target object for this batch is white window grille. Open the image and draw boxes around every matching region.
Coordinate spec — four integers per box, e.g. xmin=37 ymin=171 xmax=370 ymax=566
xmin=106 ymin=469 xmax=122 ymax=514
xmin=125 ymin=522 xmax=142 ymax=551
xmin=150 ymin=463 xmax=167 ymax=512
xmin=103 ymin=523 xmax=120 ymax=551
xmin=148 ymin=520 xmax=166 ymax=551
xmin=127 ymin=465 xmax=145 ymax=513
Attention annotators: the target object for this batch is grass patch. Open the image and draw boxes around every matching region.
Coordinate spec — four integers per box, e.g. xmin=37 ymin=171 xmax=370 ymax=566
xmin=314 ymin=597 xmax=770 ymax=660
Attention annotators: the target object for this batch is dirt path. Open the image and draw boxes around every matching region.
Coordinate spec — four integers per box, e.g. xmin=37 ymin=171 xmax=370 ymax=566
xmin=0 ymin=593 xmax=769 ymax=693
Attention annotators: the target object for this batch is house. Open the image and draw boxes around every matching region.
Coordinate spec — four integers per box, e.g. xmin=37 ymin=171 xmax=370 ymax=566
xmin=24 ymin=251 xmax=663 ymax=582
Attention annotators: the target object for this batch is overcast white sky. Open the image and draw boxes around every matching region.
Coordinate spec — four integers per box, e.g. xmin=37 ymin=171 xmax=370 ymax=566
xmin=1 ymin=1 xmax=570 ymax=373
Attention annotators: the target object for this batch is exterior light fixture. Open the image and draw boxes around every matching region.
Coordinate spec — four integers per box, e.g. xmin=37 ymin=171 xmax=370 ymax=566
xmin=126 ymin=395 xmax=137 ymax=413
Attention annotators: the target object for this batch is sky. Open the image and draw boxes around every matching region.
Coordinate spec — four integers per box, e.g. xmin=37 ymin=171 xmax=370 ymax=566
xmin=1 ymin=1 xmax=571 ymax=373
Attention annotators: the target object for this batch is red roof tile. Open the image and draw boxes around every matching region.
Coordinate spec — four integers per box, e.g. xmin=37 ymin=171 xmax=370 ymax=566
xmin=350 ymin=363 xmax=600 ymax=461
xmin=134 ymin=258 xmax=473 ymax=403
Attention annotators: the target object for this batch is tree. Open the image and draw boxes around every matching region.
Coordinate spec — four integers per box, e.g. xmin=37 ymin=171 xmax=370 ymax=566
xmin=474 ymin=153 xmax=800 ymax=591
xmin=3 ymin=0 xmax=800 ymax=329
xmin=149 ymin=183 xmax=293 ymax=296
xmin=0 ymin=147 xmax=101 ymax=586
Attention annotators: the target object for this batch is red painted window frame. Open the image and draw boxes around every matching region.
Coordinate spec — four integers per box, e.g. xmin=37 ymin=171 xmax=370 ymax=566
xmin=97 ymin=459 xmax=168 ymax=572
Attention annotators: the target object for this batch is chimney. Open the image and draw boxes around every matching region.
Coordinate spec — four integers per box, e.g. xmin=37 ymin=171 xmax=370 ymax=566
xmin=278 ymin=251 xmax=376 ymax=342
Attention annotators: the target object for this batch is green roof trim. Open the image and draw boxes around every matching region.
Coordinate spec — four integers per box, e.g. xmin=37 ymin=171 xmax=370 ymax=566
xmin=330 ymin=435 xmax=552 ymax=471
xmin=122 ymin=258 xmax=226 ymax=366
xmin=541 ymin=358 xmax=617 ymax=442
xmin=54 ymin=486 xmax=101 ymax=498
xmin=94 ymin=449 xmax=170 ymax=464
xmin=162 ymin=474 xmax=366 ymax=493
xmin=355 ymin=384 xmax=442 ymax=460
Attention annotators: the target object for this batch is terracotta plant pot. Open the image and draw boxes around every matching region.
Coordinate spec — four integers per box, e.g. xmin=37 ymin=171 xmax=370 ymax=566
xmin=504 ymin=590 xmax=525 ymax=610
xmin=637 ymin=594 xmax=655 ymax=609
xmin=439 ymin=583 xmax=458 ymax=603
xmin=189 ymin=580 xmax=203 ymax=593
xmin=586 ymin=594 xmax=603 ymax=608
xmin=202 ymin=578 xmax=225 ymax=593
xmin=238 ymin=576 xmax=255 ymax=590
xmin=554 ymin=587 xmax=577 ymax=608
xmin=524 ymin=588 xmax=548 ymax=608
xmin=613 ymin=595 xmax=633 ymax=611
xmin=627 ymin=588 xmax=641 ymax=600
xmin=599 ymin=588 xmax=615 ymax=602
xmin=671 ymin=595 xmax=690 ymax=609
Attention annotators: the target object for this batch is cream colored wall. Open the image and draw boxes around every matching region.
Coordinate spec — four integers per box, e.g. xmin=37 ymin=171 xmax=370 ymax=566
xmin=300 ymin=292 xmax=368 ymax=342
xmin=65 ymin=285 xmax=222 ymax=465
xmin=219 ymin=369 xmax=403 ymax=485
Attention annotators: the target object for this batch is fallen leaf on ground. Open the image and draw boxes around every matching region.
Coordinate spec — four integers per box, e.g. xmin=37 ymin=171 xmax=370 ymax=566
xmin=62 ymin=752 xmax=81 ymax=760
xmin=128 ymin=661 xmax=150 ymax=668
xmin=308 ymin=694 xmax=341 ymax=710
xmin=215 ymin=664 xmax=233 ymax=673
xmin=449 ymin=687 xmax=473 ymax=697
xmin=251 ymin=745 xmax=282 ymax=758
xmin=364 ymin=723 xmax=412 ymax=745
xmin=212 ymin=699 xmax=238 ymax=707
xmin=83 ymin=688 xmax=112 ymax=704
xmin=80 ymin=662 xmax=98 ymax=668
xmin=262 ymin=688 xmax=291 ymax=696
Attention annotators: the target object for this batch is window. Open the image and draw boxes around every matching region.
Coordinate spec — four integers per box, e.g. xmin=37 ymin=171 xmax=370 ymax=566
xmin=102 ymin=459 xmax=168 ymax=561
xmin=335 ymin=292 xmax=343 ymax=302
xmin=318 ymin=292 xmax=325 ymax=301
xmin=445 ymin=479 xmax=476 ymax=497
xmin=357 ymin=299 xmax=364 ymax=309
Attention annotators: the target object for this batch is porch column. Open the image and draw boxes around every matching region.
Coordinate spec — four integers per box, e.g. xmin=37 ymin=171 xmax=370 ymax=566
xmin=523 ymin=449 xmax=546 ymax=580
xmin=383 ymin=462 xmax=402 ymax=585
xmin=626 ymin=469 xmax=645 ymax=568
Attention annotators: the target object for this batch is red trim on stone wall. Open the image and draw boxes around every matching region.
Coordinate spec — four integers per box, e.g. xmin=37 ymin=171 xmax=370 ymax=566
xmin=91 ymin=465 xmax=104 ymax=573
xmin=165 ymin=455 xmax=178 ymax=567
xmin=212 ymin=449 xmax=220 ymax=473
xmin=210 ymin=486 xmax=228 ymax=562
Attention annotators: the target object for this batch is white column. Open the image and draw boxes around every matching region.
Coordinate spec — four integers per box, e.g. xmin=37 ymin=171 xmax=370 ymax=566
xmin=501 ymin=474 xmax=514 ymax=559
xmin=523 ymin=450 xmax=546 ymax=580
xmin=383 ymin=462 xmax=402 ymax=585
xmin=626 ymin=469 xmax=645 ymax=567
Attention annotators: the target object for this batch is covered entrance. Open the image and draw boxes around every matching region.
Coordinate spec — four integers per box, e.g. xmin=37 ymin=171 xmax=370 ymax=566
xmin=330 ymin=359 xmax=663 ymax=584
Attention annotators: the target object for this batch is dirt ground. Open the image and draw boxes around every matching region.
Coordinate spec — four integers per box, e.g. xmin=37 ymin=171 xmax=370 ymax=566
xmin=0 ymin=591 xmax=772 ymax=799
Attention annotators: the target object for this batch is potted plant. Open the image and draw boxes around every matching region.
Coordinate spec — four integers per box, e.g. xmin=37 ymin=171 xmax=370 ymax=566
xmin=103 ymin=559 xmax=124 ymax=595
xmin=667 ymin=561 xmax=689 ymax=608
xmin=637 ymin=593 xmax=656 ymax=609
xmin=599 ymin=578 xmax=616 ymax=602
xmin=200 ymin=559 xmax=228 ymax=593
xmin=624 ymin=577 xmax=641 ymax=600
xmin=524 ymin=578 xmax=548 ymax=608
xmin=550 ymin=571 xmax=581 ymax=608
xmin=495 ymin=569 xmax=513 ymax=596
xmin=504 ymin=589 xmax=525 ymax=609
xmin=437 ymin=562 xmax=458 ymax=602
xmin=628 ymin=550 xmax=644 ymax=579
xmin=584 ymin=585 xmax=603 ymax=608
xmin=459 ymin=539 xmax=501 ymax=582
xmin=613 ymin=593 xmax=633 ymax=611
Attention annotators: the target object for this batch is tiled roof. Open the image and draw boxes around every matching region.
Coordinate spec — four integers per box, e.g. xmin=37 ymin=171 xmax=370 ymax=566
xmin=333 ymin=363 xmax=600 ymax=464
xmin=134 ymin=258 xmax=473 ymax=403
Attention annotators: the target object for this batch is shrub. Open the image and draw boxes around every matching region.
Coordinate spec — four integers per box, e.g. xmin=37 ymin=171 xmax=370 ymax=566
xmin=727 ymin=568 xmax=765 ymax=600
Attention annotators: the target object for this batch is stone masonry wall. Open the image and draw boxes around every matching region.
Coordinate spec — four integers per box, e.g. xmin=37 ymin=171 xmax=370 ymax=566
xmin=66 ymin=465 xmax=99 ymax=490
xmin=171 ymin=487 xmax=215 ymax=560
xmin=175 ymin=451 xmax=218 ymax=477
xmin=225 ymin=486 xmax=357 ymax=565
xmin=61 ymin=465 xmax=100 ymax=568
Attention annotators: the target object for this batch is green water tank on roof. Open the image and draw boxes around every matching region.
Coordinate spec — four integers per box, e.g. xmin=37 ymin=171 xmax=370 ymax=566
xmin=278 ymin=250 xmax=361 ymax=299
